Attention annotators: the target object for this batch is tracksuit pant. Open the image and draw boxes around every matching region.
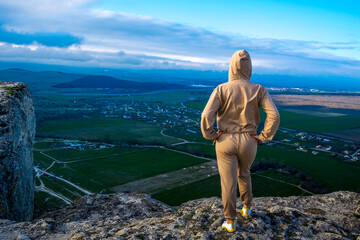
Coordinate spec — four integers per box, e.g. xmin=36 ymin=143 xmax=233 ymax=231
xmin=215 ymin=132 xmax=258 ymax=221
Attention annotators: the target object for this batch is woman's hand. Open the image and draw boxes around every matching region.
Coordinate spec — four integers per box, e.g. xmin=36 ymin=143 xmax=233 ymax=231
xmin=250 ymin=135 xmax=262 ymax=145
xmin=212 ymin=131 xmax=224 ymax=145
xmin=216 ymin=131 xmax=224 ymax=139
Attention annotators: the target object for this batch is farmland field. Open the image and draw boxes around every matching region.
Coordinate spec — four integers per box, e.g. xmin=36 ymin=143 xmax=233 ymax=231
xmin=33 ymin=192 xmax=68 ymax=218
xmin=279 ymin=113 xmax=360 ymax=132
xmin=152 ymin=170 xmax=306 ymax=206
xmin=256 ymin=146 xmax=360 ymax=192
xmin=36 ymin=117 xmax=179 ymax=145
xmin=34 ymin=147 xmax=207 ymax=193
xmin=271 ymin=94 xmax=360 ymax=110
xmin=172 ymin=143 xmax=216 ymax=158
xmin=324 ymin=128 xmax=360 ymax=142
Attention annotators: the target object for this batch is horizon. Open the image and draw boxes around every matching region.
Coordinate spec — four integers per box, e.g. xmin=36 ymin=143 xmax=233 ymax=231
xmin=0 ymin=0 xmax=359 ymax=80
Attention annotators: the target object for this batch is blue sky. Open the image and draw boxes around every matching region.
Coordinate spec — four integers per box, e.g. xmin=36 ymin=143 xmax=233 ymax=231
xmin=0 ymin=0 xmax=359 ymax=77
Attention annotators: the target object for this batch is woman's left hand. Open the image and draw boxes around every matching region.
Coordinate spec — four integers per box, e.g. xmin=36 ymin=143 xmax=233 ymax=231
xmin=216 ymin=131 xmax=224 ymax=139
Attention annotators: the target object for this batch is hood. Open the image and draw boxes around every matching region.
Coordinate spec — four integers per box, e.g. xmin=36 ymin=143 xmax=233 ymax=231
xmin=228 ymin=50 xmax=252 ymax=81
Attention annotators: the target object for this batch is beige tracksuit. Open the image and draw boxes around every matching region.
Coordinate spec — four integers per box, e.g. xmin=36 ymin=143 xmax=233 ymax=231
xmin=201 ymin=50 xmax=280 ymax=221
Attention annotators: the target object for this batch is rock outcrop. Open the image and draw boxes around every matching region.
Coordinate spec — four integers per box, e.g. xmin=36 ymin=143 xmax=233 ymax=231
xmin=0 ymin=191 xmax=359 ymax=239
xmin=0 ymin=81 xmax=36 ymax=222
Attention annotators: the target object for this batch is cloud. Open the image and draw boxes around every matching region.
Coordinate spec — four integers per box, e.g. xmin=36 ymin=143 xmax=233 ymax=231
xmin=0 ymin=1 xmax=359 ymax=77
xmin=0 ymin=27 xmax=82 ymax=47
xmin=0 ymin=42 xmax=91 ymax=62
xmin=0 ymin=0 xmax=95 ymax=19
xmin=0 ymin=42 xmax=215 ymax=70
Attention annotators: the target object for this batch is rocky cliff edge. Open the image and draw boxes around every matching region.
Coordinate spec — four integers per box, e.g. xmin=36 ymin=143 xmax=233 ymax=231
xmin=0 ymin=191 xmax=359 ymax=240
xmin=0 ymin=81 xmax=35 ymax=222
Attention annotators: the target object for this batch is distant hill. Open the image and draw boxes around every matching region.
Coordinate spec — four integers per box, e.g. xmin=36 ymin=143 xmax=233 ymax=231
xmin=52 ymin=75 xmax=186 ymax=91
xmin=0 ymin=68 xmax=82 ymax=92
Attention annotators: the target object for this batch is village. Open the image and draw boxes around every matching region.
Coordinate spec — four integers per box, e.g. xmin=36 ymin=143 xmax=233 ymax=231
xmin=35 ymin=96 xmax=360 ymax=163
xmin=274 ymin=129 xmax=360 ymax=162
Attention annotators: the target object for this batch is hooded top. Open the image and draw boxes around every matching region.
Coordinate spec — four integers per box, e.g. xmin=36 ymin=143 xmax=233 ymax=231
xmin=201 ymin=50 xmax=280 ymax=142
xmin=228 ymin=50 xmax=252 ymax=81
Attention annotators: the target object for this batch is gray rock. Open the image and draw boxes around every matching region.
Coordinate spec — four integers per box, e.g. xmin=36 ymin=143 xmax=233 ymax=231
xmin=355 ymin=206 xmax=360 ymax=217
xmin=0 ymin=81 xmax=36 ymax=222
xmin=1 ymin=191 xmax=358 ymax=239
xmin=17 ymin=233 xmax=30 ymax=240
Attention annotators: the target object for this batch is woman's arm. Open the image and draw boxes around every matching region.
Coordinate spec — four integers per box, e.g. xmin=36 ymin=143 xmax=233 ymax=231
xmin=257 ymin=87 xmax=280 ymax=143
xmin=201 ymin=88 xmax=221 ymax=140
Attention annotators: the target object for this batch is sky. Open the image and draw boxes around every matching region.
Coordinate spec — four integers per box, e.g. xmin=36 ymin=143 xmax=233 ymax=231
xmin=0 ymin=0 xmax=359 ymax=77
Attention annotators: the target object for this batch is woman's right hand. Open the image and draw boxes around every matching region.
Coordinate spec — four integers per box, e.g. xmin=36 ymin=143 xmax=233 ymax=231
xmin=250 ymin=135 xmax=262 ymax=145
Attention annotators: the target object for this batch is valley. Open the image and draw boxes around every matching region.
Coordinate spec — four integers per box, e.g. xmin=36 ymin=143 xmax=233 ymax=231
xmin=31 ymin=89 xmax=360 ymax=217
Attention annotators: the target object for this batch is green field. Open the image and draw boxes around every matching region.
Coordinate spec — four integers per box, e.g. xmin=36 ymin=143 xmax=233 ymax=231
xmin=164 ymin=127 xmax=207 ymax=143
xmin=34 ymin=147 xmax=207 ymax=193
xmin=173 ymin=143 xmax=216 ymax=158
xmin=33 ymin=95 xmax=82 ymax=104
xmin=34 ymin=151 xmax=54 ymax=168
xmin=152 ymin=170 xmax=306 ymax=206
xmin=34 ymin=142 xmax=58 ymax=150
xmin=40 ymin=175 xmax=84 ymax=200
xmin=278 ymin=111 xmax=360 ymax=132
xmin=186 ymin=101 xmax=208 ymax=110
xmin=258 ymin=169 xmax=302 ymax=185
xmin=256 ymin=146 xmax=360 ymax=192
xmin=36 ymin=117 xmax=179 ymax=145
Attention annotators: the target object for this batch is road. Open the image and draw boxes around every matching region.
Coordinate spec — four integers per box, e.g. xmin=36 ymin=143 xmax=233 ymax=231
xmin=160 ymin=129 xmax=189 ymax=146
xmin=35 ymin=170 xmax=72 ymax=204
xmin=351 ymin=148 xmax=360 ymax=157
xmin=35 ymin=167 xmax=92 ymax=195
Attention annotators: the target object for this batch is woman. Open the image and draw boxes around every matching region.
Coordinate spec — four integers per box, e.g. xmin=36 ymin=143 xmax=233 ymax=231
xmin=201 ymin=50 xmax=280 ymax=233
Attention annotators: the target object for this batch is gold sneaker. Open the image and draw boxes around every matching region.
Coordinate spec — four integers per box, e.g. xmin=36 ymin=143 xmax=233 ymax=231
xmin=242 ymin=207 xmax=252 ymax=217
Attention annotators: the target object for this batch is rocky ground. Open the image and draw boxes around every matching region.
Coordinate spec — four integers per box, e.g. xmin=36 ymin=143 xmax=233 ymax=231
xmin=0 ymin=191 xmax=359 ymax=240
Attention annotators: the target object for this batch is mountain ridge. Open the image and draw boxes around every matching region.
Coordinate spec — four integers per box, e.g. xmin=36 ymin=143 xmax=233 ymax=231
xmin=52 ymin=75 xmax=186 ymax=90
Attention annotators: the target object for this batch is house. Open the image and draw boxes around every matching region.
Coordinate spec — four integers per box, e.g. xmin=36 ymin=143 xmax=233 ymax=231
xmin=297 ymin=147 xmax=308 ymax=152
xmin=325 ymin=146 xmax=332 ymax=151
